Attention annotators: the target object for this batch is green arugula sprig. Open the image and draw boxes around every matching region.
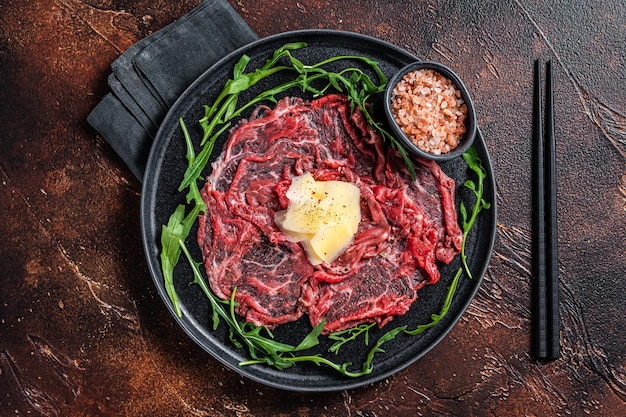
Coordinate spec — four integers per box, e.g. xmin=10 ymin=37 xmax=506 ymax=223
xmin=160 ymin=203 xmax=203 ymax=317
xmin=160 ymin=117 xmax=207 ymax=317
xmin=158 ymin=42 xmax=491 ymax=377
xmin=328 ymin=323 xmax=376 ymax=354
xmin=459 ymin=147 xmax=492 ymax=278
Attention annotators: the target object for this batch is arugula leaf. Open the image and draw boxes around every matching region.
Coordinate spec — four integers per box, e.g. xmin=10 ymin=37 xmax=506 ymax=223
xmin=293 ymin=321 xmax=325 ymax=352
xmin=405 ymin=268 xmax=463 ymax=336
xmin=361 ymin=326 xmax=406 ymax=374
xmin=328 ymin=323 xmax=376 ymax=354
xmin=160 ymin=203 xmax=202 ymax=317
xmin=459 ymin=146 xmax=491 ymax=279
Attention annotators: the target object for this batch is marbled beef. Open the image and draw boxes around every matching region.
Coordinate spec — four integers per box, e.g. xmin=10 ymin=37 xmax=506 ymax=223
xmin=197 ymin=94 xmax=463 ymax=334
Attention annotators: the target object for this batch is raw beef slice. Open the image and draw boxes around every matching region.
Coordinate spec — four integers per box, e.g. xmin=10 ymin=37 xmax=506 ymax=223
xmin=197 ymin=94 xmax=463 ymax=333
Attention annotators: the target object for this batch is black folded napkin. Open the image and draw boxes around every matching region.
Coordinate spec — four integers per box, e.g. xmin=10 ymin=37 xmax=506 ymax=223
xmin=88 ymin=0 xmax=258 ymax=180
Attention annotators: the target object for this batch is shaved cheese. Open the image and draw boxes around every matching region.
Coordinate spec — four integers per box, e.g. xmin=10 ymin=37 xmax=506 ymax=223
xmin=322 ymin=181 xmax=361 ymax=234
xmin=275 ymin=172 xmax=361 ymax=265
xmin=309 ymin=222 xmax=354 ymax=264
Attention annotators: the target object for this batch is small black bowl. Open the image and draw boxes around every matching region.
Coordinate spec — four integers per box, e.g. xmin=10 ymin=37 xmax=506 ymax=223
xmin=384 ymin=61 xmax=477 ymax=161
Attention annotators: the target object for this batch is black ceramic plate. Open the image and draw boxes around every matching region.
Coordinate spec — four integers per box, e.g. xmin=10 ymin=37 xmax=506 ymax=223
xmin=141 ymin=30 xmax=496 ymax=392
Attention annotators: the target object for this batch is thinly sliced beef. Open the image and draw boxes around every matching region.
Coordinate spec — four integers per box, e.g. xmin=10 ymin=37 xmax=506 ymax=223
xmin=197 ymin=94 xmax=462 ymax=333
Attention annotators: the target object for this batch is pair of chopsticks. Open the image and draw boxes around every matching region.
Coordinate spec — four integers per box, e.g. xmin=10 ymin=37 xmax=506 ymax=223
xmin=532 ymin=60 xmax=560 ymax=360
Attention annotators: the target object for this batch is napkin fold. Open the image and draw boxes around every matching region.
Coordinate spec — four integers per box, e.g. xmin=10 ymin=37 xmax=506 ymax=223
xmin=87 ymin=0 xmax=258 ymax=180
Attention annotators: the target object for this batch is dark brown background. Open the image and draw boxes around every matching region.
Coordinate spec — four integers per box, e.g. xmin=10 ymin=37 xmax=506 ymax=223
xmin=1 ymin=0 xmax=625 ymax=416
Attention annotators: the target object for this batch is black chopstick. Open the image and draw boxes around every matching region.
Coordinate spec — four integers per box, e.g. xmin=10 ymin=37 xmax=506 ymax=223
xmin=532 ymin=59 xmax=560 ymax=360
xmin=532 ymin=60 xmax=548 ymax=359
xmin=544 ymin=60 xmax=560 ymax=359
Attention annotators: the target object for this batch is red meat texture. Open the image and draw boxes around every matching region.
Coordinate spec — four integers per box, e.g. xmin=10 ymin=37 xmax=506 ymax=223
xmin=197 ymin=94 xmax=463 ymax=334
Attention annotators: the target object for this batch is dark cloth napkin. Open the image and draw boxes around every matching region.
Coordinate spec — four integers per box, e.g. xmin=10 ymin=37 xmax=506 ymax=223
xmin=87 ymin=0 xmax=258 ymax=180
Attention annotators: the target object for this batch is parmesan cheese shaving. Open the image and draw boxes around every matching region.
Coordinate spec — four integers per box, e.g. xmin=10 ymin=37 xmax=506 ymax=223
xmin=275 ymin=172 xmax=361 ymax=265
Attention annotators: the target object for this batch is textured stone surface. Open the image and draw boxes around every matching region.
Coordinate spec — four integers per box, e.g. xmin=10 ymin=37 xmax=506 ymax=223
xmin=1 ymin=0 xmax=625 ymax=415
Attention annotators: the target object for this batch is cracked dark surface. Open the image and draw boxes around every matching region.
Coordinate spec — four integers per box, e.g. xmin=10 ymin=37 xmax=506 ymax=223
xmin=1 ymin=0 xmax=625 ymax=415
